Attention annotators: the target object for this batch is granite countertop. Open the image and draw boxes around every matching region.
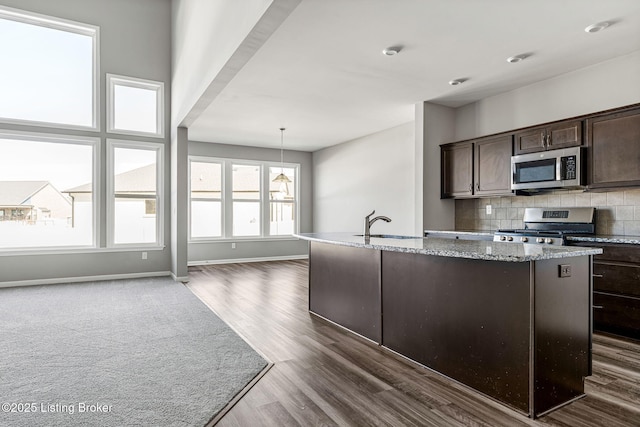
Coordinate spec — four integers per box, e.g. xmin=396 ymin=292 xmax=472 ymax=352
xmin=566 ymin=234 xmax=640 ymax=245
xmin=294 ymin=232 xmax=602 ymax=262
xmin=423 ymin=230 xmax=640 ymax=246
xmin=423 ymin=229 xmax=494 ymax=239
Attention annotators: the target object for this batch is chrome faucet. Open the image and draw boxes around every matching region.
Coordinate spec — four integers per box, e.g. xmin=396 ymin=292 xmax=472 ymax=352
xmin=364 ymin=210 xmax=391 ymax=237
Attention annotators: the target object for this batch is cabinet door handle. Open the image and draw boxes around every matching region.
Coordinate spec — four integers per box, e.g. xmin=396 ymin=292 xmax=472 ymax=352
xmin=545 ymin=133 xmax=550 ymax=148
xmin=593 ymin=305 xmax=604 ymax=309
xmin=469 ymin=183 xmax=473 ymax=192
xmin=476 ymin=183 xmax=480 ymax=191
xmin=592 ymin=274 xmax=604 ymax=278
xmin=541 ymin=132 xmax=545 ymax=148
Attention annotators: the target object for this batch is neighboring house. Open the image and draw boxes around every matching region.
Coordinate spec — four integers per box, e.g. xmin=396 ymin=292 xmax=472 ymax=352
xmin=190 ymin=162 xmax=294 ymax=200
xmin=0 ymin=181 xmax=71 ymax=223
xmin=64 ymin=165 xmax=158 ymax=235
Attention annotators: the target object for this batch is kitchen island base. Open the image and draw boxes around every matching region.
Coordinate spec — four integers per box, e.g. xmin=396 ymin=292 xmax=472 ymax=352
xmin=305 ymin=240 xmax=593 ymax=418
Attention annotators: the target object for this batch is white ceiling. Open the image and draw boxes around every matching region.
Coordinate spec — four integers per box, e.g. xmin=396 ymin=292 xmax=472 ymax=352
xmin=187 ymin=0 xmax=640 ymax=152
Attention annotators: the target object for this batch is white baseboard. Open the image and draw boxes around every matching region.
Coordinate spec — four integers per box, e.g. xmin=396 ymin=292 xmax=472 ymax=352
xmin=188 ymin=254 xmax=308 ymax=266
xmin=171 ymin=272 xmax=190 ymax=283
xmin=0 ymin=271 xmax=173 ymax=289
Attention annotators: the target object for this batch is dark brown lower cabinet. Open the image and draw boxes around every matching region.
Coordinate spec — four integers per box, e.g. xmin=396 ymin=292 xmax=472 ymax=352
xmin=308 ymin=242 xmax=381 ymax=342
xmin=593 ymin=292 xmax=640 ymax=340
xmin=382 ymin=252 xmax=590 ymax=417
xmin=381 ymin=253 xmax=531 ymax=413
xmin=569 ymin=241 xmax=640 ymax=341
xmin=307 ymin=241 xmax=592 ymax=418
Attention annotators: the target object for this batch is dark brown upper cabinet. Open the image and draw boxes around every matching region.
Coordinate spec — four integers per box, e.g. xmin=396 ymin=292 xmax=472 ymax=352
xmin=441 ymin=141 xmax=473 ymax=198
xmin=588 ymin=107 xmax=640 ymax=189
xmin=514 ymin=120 xmax=582 ymax=155
xmin=441 ymin=134 xmax=513 ymax=199
xmin=474 ymin=134 xmax=513 ymax=197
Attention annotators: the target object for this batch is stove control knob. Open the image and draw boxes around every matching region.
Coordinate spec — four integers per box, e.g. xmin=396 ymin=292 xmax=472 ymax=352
xmin=536 ymin=237 xmax=544 ymax=243
xmin=507 ymin=236 xmax=513 ymax=242
xmin=545 ymin=238 xmax=553 ymax=244
xmin=500 ymin=235 xmax=506 ymax=241
xmin=521 ymin=237 xmax=528 ymax=242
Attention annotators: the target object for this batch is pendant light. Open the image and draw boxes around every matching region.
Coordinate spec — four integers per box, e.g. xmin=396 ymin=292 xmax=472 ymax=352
xmin=273 ymin=127 xmax=291 ymax=183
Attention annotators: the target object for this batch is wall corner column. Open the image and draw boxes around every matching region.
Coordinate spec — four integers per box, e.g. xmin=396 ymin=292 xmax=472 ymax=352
xmin=419 ymin=102 xmax=456 ymax=231
xmin=171 ymin=126 xmax=189 ymax=281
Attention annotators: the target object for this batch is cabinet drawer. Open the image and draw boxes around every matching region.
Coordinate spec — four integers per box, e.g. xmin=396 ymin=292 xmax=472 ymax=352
xmin=591 ymin=243 xmax=640 ymax=264
xmin=593 ymin=292 xmax=640 ymax=340
xmin=593 ymin=263 xmax=640 ymax=297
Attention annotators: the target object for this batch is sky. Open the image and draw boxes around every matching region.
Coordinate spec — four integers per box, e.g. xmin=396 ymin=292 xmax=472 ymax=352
xmin=0 ymin=16 xmax=94 ymax=127
xmin=0 ymin=13 xmax=158 ymax=193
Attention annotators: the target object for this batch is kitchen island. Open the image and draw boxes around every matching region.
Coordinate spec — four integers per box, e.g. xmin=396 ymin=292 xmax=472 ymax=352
xmin=294 ymin=232 xmax=602 ymax=418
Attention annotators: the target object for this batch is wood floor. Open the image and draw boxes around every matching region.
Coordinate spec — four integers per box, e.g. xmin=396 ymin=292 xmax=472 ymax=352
xmin=187 ymin=260 xmax=640 ymax=427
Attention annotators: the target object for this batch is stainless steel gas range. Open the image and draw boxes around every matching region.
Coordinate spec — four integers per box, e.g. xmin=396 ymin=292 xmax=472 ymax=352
xmin=494 ymin=207 xmax=596 ymax=246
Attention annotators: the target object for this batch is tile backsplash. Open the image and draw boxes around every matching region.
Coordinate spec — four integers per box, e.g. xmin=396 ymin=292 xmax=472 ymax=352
xmin=455 ymin=188 xmax=640 ymax=236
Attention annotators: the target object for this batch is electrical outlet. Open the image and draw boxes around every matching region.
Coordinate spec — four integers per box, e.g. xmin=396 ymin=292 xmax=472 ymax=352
xmin=141 ymin=252 xmax=147 ymax=260
xmin=486 ymin=205 xmax=492 ymax=215
xmin=559 ymin=264 xmax=571 ymax=277
xmin=231 ymin=242 xmax=236 ymax=249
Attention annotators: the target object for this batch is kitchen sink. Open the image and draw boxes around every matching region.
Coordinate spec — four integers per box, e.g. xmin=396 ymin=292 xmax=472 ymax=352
xmin=354 ymin=234 xmax=421 ymax=239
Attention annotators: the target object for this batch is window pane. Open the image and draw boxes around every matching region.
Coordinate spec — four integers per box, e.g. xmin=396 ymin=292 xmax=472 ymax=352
xmin=269 ymin=167 xmax=296 ymax=200
xmin=191 ymin=162 xmax=221 ymax=199
xmin=191 ymin=201 xmax=222 ymax=238
xmin=114 ymin=148 xmax=157 ymax=192
xmin=113 ymin=146 xmax=158 ymax=245
xmin=233 ymin=202 xmax=260 ymax=236
xmin=0 ymin=136 xmax=94 ymax=249
xmin=233 ymin=164 xmax=260 ymax=200
xmin=270 ymin=202 xmax=295 ymax=236
xmin=114 ymin=197 xmax=157 ymax=244
xmin=190 ymin=161 xmax=222 ymax=239
xmin=0 ymin=14 xmax=95 ymax=127
xmin=113 ymin=84 xmax=158 ymax=134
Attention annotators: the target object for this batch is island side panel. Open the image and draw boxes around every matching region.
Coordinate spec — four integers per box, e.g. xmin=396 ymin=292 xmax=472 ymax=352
xmin=533 ymin=255 xmax=590 ymax=416
xmin=308 ymin=241 xmax=381 ymax=343
xmin=382 ymin=251 xmax=531 ymax=414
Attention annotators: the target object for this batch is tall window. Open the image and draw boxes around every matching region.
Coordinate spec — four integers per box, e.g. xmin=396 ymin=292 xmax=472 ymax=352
xmin=232 ymin=164 xmax=261 ymax=237
xmin=190 ymin=160 xmax=223 ymax=239
xmin=188 ymin=157 xmax=299 ymax=240
xmin=107 ymin=74 xmax=164 ymax=137
xmin=108 ymin=140 xmax=163 ymax=247
xmin=269 ymin=167 xmax=296 ymax=235
xmin=0 ymin=6 xmax=99 ymax=129
xmin=0 ymin=131 xmax=97 ymax=250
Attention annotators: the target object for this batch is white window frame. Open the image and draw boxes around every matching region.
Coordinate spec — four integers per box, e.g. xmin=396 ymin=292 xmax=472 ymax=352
xmin=107 ymin=74 xmax=165 ymax=138
xmin=265 ymin=162 xmax=299 ymax=237
xmin=188 ymin=156 xmax=225 ymax=241
xmin=107 ymin=138 xmax=164 ymax=249
xmin=188 ymin=157 xmax=300 ymax=242
xmin=230 ymin=161 xmax=263 ymax=238
xmin=0 ymin=5 xmax=100 ymax=131
xmin=0 ymin=129 xmax=100 ymax=253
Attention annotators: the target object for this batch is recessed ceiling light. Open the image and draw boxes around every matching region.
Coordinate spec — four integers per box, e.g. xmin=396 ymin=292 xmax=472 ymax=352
xmin=585 ymin=22 xmax=610 ymax=33
xmin=506 ymin=54 xmax=528 ymax=63
xmin=382 ymin=46 xmax=402 ymax=56
xmin=448 ymin=78 xmax=466 ymax=86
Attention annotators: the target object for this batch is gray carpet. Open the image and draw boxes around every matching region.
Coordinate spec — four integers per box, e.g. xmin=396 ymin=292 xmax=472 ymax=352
xmin=0 ymin=277 xmax=267 ymax=427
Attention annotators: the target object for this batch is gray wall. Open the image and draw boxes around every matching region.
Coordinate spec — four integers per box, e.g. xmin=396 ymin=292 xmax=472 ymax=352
xmin=312 ymin=122 xmax=417 ymax=235
xmin=419 ymin=102 xmax=456 ymax=231
xmin=454 ymin=50 xmax=640 ymax=141
xmin=451 ymin=50 xmax=640 ymax=233
xmin=0 ymin=0 xmax=172 ymax=286
xmin=188 ymin=141 xmax=312 ymax=264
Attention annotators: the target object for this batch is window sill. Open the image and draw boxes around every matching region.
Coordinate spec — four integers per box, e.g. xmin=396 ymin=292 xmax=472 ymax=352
xmin=189 ymin=236 xmax=301 ymax=244
xmin=0 ymin=245 xmax=166 ymax=257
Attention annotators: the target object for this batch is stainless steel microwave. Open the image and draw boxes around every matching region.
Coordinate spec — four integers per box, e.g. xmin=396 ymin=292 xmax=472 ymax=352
xmin=511 ymin=146 xmax=584 ymax=190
